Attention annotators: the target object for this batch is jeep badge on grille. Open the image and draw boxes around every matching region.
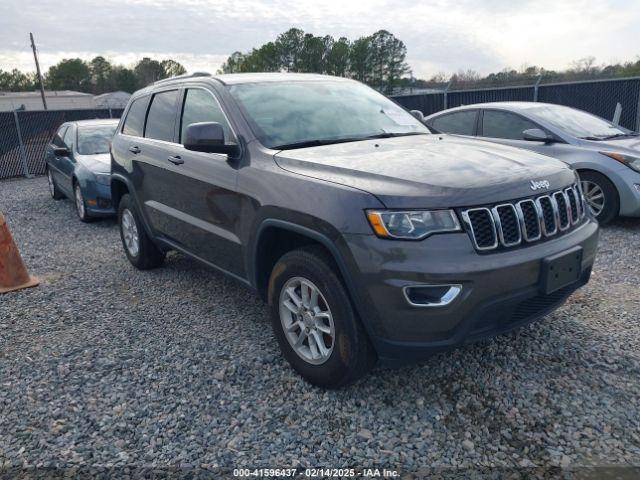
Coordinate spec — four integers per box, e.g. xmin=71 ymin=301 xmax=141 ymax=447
xmin=530 ymin=180 xmax=550 ymax=191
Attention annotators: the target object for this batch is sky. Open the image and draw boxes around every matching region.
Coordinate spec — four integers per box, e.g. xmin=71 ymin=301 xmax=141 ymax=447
xmin=1 ymin=0 xmax=639 ymax=79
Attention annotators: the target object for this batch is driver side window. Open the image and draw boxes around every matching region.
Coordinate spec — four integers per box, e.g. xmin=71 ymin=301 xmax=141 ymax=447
xmin=180 ymin=89 xmax=235 ymax=144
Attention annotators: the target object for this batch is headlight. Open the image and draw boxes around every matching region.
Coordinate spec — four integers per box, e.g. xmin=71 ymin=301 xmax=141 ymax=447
xmin=600 ymin=152 xmax=640 ymax=173
xmin=366 ymin=209 xmax=461 ymax=240
xmin=95 ymin=173 xmax=111 ymax=185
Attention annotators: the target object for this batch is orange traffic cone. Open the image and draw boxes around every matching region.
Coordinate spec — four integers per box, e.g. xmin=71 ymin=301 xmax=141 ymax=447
xmin=0 ymin=212 xmax=39 ymax=294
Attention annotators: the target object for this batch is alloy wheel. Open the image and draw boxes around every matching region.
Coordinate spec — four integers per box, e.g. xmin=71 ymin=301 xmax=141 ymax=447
xmin=279 ymin=276 xmax=335 ymax=365
xmin=75 ymin=185 xmax=86 ymax=219
xmin=581 ymin=180 xmax=605 ymax=217
xmin=121 ymin=209 xmax=140 ymax=257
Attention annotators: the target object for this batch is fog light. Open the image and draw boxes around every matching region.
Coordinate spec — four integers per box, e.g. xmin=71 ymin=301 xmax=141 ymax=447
xmin=403 ymin=284 xmax=462 ymax=307
xmin=634 ymin=184 xmax=640 ymax=194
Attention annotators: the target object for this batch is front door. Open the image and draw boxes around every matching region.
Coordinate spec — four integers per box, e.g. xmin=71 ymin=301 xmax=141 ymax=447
xmin=139 ymin=87 xmax=244 ymax=277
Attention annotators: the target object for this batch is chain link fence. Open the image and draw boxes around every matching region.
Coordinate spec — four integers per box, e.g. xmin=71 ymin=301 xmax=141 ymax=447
xmin=393 ymin=76 xmax=640 ymax=132
xmin=2 ymin=77 xmax=640 ymax=180
xmin=0 ymin=109 xmax=123 ymax=180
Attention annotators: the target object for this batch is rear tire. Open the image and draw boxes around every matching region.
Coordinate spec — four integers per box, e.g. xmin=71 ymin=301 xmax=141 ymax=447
xmin=47 ymin=168 xmax=64 ymax=200
xmin=118 ymin=194 xmax=165 ymax=270
xmin=268 ymin=246 xmax=376 ymax=388
xmin=578 ymin=170 xmax=618 ymax=225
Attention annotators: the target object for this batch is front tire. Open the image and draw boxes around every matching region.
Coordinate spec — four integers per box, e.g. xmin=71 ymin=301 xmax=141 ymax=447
xmin=268 ymin=246 xmax=376 ymax=388
xmin=74 ymin=182 xmax=92 ymax=222
xmin=47 ymin=168 xmax=64 ymax=200
xmin=579 ymin=171 xmax=618 ymax=225
xmin=117 ymin=194 xmax=165 ymax=270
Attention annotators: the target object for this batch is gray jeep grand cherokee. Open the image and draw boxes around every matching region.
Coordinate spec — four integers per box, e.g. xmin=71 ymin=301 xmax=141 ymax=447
xmin=111 ymin=72 xmax=599 ymax=388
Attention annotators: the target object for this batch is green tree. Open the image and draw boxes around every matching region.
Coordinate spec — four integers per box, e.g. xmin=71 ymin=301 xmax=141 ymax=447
xmin=349 ymin=36 xmax=371 ymax=83
xmin=46 ymin=58 xmax=91 ymax=92
xmin=0 ymin=69 xmax=36 ymax=91
xmin=325 ymin=37 xmax=350 ymax=77
xmin=298 ymin=34 xmax=326 ymax=73
xmin=89 ymin=56 xmax=113 ymax=93
xmin=133 ymin=57 xmax=165 ymax=86
xmin=109 ymin=66 xmax=139 ymax=93
xmin=368 ymin=30 xmax=410 ymax=93
xmin=161 ymin=59 xmax=187 ymax=77
xmin=218 ymin=51 xmax=246 ymax=73
xmin=276 ymin=28 xmax=305 ymax=72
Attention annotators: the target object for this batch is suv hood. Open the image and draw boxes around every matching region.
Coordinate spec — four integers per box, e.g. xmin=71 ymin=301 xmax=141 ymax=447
xmin=274 ymin=135 xmax=575 ymax=208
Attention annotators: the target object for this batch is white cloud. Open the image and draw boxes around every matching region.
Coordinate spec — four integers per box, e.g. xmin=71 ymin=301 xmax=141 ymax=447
xmin=1 ymin=0 xmax=639 ymax=79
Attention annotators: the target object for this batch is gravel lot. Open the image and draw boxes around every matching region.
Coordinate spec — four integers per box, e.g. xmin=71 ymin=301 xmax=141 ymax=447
xmin=1 ymin=176 xmax=639 ymax=476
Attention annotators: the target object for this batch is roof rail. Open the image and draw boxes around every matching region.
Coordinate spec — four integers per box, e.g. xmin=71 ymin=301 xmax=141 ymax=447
xmin=152 ymin=72 xmax=211 ymax=86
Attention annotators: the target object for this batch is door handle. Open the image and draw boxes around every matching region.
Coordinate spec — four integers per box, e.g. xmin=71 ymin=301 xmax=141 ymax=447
xmin=129 ymin=146 xmax=141 ymax=154
xmin=167 ymin=155 xmax=184 ymax=165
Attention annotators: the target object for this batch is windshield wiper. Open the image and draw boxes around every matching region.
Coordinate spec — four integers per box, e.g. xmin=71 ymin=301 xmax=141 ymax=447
xmin=578 ymin=136 xmax=604 ymax=141
xmin=273 ymin=138 xmax=367 ymax=150
xmin=273 ymin=132 xmax=428 ymax=150
xmin=598 ymin=132 xmax=640 ymax=140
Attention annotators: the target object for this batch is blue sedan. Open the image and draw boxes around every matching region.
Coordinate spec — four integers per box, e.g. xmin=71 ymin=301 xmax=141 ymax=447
xmin=45 ymin=119 xmax=119 ymax=222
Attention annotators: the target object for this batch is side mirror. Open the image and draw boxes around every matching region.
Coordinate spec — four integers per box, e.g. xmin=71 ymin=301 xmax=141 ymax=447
xmin=523 ymin=128 xmax=553 ymax=143
xmin=183 ymin=122 xmax=240 ymax=157
xmin=54 ymin=147 xmax=70 ymax=156
xmin=410 ymin=110 xmax=425 ymax=122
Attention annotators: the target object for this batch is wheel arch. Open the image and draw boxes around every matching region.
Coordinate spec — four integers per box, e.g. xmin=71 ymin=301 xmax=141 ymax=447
xmin=252 ymin=219 xmax=378 ymax=347
xmin=576 ymin=168 xmax=621 ymax=204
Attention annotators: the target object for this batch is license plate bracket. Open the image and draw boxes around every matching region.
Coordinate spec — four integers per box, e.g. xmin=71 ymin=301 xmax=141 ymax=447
xmin=541 ymin=246 xmax=583 ymax=295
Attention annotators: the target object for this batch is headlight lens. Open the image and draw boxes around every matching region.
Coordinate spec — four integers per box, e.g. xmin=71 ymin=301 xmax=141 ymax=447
xmin=366 ymin=209 xmax=461 ymax=240
xmin=600 ymin=152 xmax=640 ymax=173
xmin=95 ymin=173 xmax=111 ymax=185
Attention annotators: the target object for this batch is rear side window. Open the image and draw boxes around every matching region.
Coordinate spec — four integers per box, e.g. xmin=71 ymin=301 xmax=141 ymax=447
xmin=122 ymin=96 xmax=149 ymax=137
xmin=180 ymin=89 xmax=235 ymax=143
xmin=145 ymin=90 xmax=180 ymax=142
xmin=481 ymin=110 xmax=538 ymax=140
xmin=431 ymin=111 xmax=477 ymax=136
xmin=52 ymin=126 xmax=68 ymax=147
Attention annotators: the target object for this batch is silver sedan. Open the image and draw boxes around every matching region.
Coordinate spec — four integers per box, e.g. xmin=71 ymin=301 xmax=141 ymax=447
xmin=425 ymin=102 xmax=640 ymax=224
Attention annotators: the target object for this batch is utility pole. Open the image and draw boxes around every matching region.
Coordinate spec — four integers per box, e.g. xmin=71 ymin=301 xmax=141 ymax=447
xmin=30 ymin=32 xmax=47 ymax=110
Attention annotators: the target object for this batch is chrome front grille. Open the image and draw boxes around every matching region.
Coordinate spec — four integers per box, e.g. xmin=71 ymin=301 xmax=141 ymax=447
xmin=461 ymin=183 xmax=586 ymax=252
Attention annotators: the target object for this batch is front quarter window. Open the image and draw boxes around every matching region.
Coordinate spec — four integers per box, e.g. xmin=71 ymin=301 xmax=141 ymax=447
xmin=228 ymin=80 xmax=429 ymax=149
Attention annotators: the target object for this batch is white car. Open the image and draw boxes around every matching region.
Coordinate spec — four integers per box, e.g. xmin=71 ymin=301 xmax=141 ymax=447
xmin=425 ymin=102 xmax=640 ymax=224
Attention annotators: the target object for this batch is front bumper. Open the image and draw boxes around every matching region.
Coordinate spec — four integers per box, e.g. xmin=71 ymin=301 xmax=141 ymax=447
xmin=82 ymin=181 xmax=116 ymax=217
xmin=343 ymin=218 xmax=599 ymax=363
xmin=606 ymin=165 xmax=640 ymax=217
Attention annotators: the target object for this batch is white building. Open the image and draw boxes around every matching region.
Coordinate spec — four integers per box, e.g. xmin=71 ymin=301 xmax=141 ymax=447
xmin=0 ymin=90 xmax=96 ymax=111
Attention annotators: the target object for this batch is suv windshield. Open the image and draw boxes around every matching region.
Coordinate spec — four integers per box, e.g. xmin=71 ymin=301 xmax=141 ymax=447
xmin=228 ymin=80 xmax=429 ymax=149
xmin=530 ymin=105 xmax=633 ymax=140
xmin=77 ymin=125 xmax=117 ymax=155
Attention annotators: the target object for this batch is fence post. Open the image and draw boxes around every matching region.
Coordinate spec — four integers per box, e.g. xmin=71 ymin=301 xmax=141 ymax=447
xmin=13 ymin=110 xmax=31 ymax=178
xmin=533 ymin=75 xmax=542 ymax=102
xmin=636 ymin=88 xmax=640 ymax=132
